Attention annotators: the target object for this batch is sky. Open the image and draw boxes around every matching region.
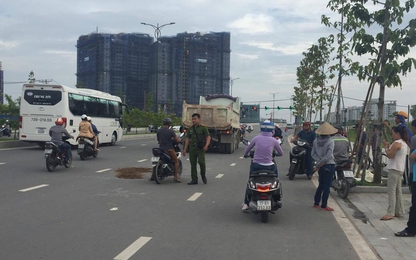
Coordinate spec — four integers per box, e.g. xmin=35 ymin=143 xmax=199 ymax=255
xmin=1 ymin=0 xmax=416 ymax=122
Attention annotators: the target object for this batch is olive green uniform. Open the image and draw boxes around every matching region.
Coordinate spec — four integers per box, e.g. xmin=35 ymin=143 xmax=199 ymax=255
xmin=186 ymin=124 xmax=210 ymax=181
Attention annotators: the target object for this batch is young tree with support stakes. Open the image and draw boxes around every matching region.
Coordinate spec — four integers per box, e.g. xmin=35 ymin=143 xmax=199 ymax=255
xmin=326 ymin=0 xmax=416 ymax=184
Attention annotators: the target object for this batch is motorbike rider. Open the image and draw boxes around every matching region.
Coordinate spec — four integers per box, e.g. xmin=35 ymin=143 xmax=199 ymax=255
xmin=242 ymin=120 xmax=284 ymax=210
xmin=240 ymin=124 xmax=246 ymax=139
xmin=2 ymin=119 xmax=11 ymax=136
xmin=49 ymin=117 xmax=74 ymax=164
xmin=290 ymin=121 xmax=316 ymax=179
xmin=87 ymin=116 xmax=100 ymax=136
xmin=78 ymin=114 xmax=98 ymax=151
xmin=273 ymin=123 xmax=283 ymax=141
xmin=332 ymin=125 xmax=350 ymax=164
xmin=156 ymin=118 xmax=181 ymax=182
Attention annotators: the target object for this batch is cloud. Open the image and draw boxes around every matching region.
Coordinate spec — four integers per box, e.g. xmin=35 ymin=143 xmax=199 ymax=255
xmin=0 ymin=40 xmax=19 ymax=49
xmin=234 ymin=53 xmax=259 ymax=60
xmin=240 ymin=41 xmax=312 ymax=55
xmin=227 ymin=14 xmax=274 ymax=34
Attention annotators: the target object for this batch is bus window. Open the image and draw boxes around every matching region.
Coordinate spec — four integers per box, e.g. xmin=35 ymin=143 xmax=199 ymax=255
xmin=97 ymin=99 xmax=108 ymax=117
xmin=108 ymin=100 xmax=119 ymax=118
xmin=68 ymin=93 xmax=84 ymax=116
xmin=85 ymin=97 xmax=99 ymax=116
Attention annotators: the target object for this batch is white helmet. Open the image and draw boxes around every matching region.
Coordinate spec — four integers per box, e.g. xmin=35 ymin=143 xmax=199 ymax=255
xmin=87 ymin=116 xmax=91 ymax=122
xmin=81 ymin=114 xmax=87 ymax=120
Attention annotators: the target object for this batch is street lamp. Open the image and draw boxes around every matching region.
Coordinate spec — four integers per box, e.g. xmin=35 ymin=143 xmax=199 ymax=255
xmin=270 ymin=92 xmax=279 ymax=123
xmin=141 ymin=22 xmax=175 ymax=111
xmin=230 ymin=77 xmax=240 ymax=96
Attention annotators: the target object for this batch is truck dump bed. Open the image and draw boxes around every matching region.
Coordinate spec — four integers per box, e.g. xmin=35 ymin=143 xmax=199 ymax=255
xmin=182 ymin=95 xmax=240 ymax=130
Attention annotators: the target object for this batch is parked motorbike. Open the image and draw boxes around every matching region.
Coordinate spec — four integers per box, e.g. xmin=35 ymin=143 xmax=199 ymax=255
xmin=44 ymin=136 xmax=73 ymax=172
xmin=77 ymin=137 xmax=98 ymax=160
xmin=332 ymin=160 xmax=356 ymax=199
xmin=151 ymin=143 xmax=183 ymax=184
xmin=288 ymin=139 xmax=312 ymax=180
xmin=0 ymin=124 xmax=11 ymax=137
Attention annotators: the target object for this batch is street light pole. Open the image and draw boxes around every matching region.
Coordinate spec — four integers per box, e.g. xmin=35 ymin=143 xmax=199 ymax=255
xmin=141 ymin=22 xmax=175 ymax=112
xmin=270 ymin=92 xmax=279 ymax=123
xmin=230 ymin=77 xmax=240 ymax=96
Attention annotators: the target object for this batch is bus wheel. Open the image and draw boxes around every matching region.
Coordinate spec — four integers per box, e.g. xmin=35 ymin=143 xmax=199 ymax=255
xmin=110 ymin=132 xmax=117 ymax=146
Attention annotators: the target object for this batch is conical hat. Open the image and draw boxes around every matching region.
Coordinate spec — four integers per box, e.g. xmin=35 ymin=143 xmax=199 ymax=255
xmin=315 ymin=122 xmax=337 ymax=135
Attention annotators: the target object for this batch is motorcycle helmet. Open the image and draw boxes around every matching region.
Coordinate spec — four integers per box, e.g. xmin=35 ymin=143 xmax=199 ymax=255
xmin=163 ymin=118 xmax=172 ymax=126
xmin=55 ymin=117 xmax=64 ymax=125
xmin=81 ymin=114 xmax=88 ymax=120
xmin=87 ymin=116 xmax=91 ymax=122
xmin=260 ymin=120 xmax=274 ymax=132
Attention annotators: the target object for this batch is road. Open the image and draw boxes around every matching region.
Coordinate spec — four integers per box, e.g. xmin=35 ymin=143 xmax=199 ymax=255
xmin=0 ymin=129 xmax=367 ymax=260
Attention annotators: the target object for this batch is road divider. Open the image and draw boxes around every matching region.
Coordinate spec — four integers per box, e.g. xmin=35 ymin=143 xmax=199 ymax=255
xmin=114 ymin=236 xmax=152 ymax=260
xmin=19 ymin=184 xmax=49 ymax=192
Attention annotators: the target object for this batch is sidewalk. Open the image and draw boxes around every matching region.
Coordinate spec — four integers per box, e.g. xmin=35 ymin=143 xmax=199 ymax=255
xmin=334 ymin=190 xmax=415 ymax=260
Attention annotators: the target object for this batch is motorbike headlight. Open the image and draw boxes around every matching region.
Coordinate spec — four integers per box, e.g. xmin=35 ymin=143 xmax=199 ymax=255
xmin=249 ymin=181 xmax=255 ymax=189
xmin=271 ymin=181 xmax=278 ymax=189
xmin=297 ymin=140 xmax=306 ymax=146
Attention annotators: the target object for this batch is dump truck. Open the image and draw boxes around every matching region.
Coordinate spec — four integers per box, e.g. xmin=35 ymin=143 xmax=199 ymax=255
xmin=182 ymin=94 xmax=241 ymax=154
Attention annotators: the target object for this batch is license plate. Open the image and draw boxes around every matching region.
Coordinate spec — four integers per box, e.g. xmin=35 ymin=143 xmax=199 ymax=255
xmin=257 ymin=200 xmax=271 ymax=211
xmin=37 ymin=128 xmax=45 ymax=134
xmin=78 ymin=144 xmax=84 ymax=149
xmin=151 ymin=157 xmax=160 ymax=162
xmin=44 ymin=149 xmax=52 ymax=154
xmin=343 ymin=170 xmax=354 ymax=178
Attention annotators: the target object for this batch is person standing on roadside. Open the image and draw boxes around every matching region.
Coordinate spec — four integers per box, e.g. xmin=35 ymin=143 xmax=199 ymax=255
xmin=312 ymin=122 xmax=338 ymax=211
xmin=395 ymin=120 xmax=416 ymax=236
xmin=182 ymin=113 xmax=211 ymax=185
xmin=381 ymin=125 xmax=409 ymax=221
xmin=290 ymin=121 xmax=316 ymax=179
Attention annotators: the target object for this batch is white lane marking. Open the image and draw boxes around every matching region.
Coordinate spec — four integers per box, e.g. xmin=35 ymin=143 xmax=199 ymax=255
xmin=96 ymin=168 xmax=112 ymax=173
xmin=187 ymin=192 xmax=203 ymax=201
xmin=230 ymin=163 xmax=236 ymax=167
xmin=137 ymin=159 xmax=148 ymax=163
xmin=0 ymin=162 xmax=6 ymax=165
xmin=114 ymin=236 xmax=152 ymax=260
xmin=215 ymin=174 xmax=224 ymax=178
xmin=140 ymin=144 xmax=147 ymax=146
xmin=239 ymin=156 xmax=244 ymax=159
xmin=19 ymin=184 xmax=49 ymax=192
xmin=311 ymin=177 xmax=378 ymax=260
xmin=119 ymin=146 xmax=127 ymax=149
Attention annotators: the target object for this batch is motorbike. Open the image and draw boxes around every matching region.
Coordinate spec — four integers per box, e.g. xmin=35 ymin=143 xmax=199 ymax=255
xmin=77 ymin=137 xmax=98 ymax=160
xmin=332 ymin=160 xmax=356 ymax=199
xmin=288 ymin=139 xmax=312 ymax=180
xmin=0 ymin=124 xmax=11 ymax=137
xmin=151 ymin=143 xmax=183 ymax=184
xmin=44 ymin=136 xmax=73 ymax=172
xmin=244 ymin=152 xmax=282 ymax=223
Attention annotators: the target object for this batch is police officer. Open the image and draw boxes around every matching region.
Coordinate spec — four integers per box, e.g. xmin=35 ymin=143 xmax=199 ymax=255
xmin=182 ymin=113 xmax=211 ymax=185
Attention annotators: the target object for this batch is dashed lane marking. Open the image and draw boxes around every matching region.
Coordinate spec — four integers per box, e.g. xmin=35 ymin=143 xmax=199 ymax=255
xmin=230 ymin=163 xmax=236 ymax=167
xmin=137 ymin=159 xmax=148 ymax=163
xmin=19 ymin=184 xmax=49 ymax=192
xmin=140 ymin=144 xmax=147 ymax=146
xmin=119 ymin=146 xmax=127 ymax=149
xmin=0 ymin=162 xmax=6 ymax=165
xmin=114 ymin=236 xmax=152 ymax=260
xmin=96 ymin=168 xmax=112 ymax=173
xmin=187 ymin=192 xmax=203 ymax=201
xmin=215 ymin=174 xmax=224 ymax=178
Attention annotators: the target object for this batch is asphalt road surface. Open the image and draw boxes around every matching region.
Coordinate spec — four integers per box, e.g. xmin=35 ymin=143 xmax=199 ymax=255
xmin=0 ymin=129 xmax=363 ymax=260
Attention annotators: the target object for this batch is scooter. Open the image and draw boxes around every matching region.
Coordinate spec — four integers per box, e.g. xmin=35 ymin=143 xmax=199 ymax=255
xmin=151 ymin=143 xmax=183 ymax=184
xmin=288 ymin=139 xmax=312 ymax=180
xmin=243 ymin=151 xmax=282 ymax=223
xmin=0 ymin=124 xmax=11 ymax=137
xmin=44 ymin=136 xmax=73 ymax=172
xmin=332 ymin=160 xmax=356 ymax=199
xmin=77 ymin=137 xmax=98 ymax=160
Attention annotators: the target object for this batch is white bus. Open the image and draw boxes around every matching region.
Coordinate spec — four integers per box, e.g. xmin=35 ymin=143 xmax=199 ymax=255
xmin=19 ymin=84 xmax=125 ymax=146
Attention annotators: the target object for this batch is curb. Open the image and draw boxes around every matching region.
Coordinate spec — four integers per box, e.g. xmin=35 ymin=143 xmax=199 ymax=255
xmin=351 ymin=185 xmax=411 ymax=194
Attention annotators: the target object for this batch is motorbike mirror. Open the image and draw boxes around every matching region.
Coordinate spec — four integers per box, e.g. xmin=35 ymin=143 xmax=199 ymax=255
xmin=72 ymin=129 xmax=76 ymax=133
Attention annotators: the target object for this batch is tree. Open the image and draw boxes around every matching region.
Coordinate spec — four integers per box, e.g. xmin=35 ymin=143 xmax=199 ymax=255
xmin=326 ymin=0 xmax=416 ymax=183
xmin=1 ymin=94 xmax=20 ymax=138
